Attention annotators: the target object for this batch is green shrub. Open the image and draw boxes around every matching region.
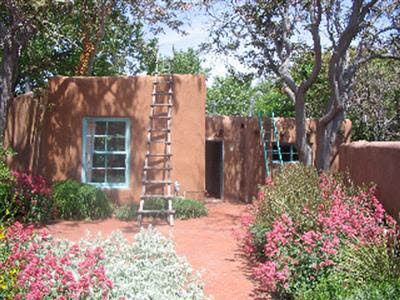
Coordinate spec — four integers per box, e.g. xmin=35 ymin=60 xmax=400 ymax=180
xmin=240 ymin=164 xmax=398 ymax=298
xmin=114 ymin=198 xmax=208 ymax=221
xmin=251 ymin=164 xmax=325 ymax=257
xmin=53 ymin=180 xmax=112 ymax=220
xmin=0 ymin=148 xmax=15 ymax=224
xmin=114 ymin=203 xmax=138 ymax=221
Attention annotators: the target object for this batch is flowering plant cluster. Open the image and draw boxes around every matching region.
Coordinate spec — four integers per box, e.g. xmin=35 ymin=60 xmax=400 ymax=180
xmin=0 ymin=222 xmax=112 ymax=299
xmin=239 ymin=165 xmax=398 ymax=298
xmin=0 ymin=223 xmax=206 ymax=299
xmin=11 ymin=171 xmax=54 ymax=224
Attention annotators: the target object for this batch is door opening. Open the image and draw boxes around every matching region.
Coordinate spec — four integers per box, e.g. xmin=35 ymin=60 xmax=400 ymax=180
xmin=206 ymin=140 xmax=224 ymax=199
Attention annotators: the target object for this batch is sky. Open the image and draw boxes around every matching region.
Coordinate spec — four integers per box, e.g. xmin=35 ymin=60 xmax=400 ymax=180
xmin=153 ymin=11 xmax=247 ymax=85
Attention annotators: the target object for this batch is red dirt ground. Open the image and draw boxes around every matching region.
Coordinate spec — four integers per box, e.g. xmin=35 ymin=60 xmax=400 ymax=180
xmin=46 ymin=201 xmax=262 ymax=300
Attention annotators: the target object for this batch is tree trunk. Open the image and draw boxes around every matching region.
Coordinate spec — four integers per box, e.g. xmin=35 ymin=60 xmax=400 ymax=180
xmin=316 ymin=109 xmax=344 ymax=171
xmin=295 ymin=93 xmax=312 ymax=165
xmin=0 ymin=39 xmax=19 ymax=141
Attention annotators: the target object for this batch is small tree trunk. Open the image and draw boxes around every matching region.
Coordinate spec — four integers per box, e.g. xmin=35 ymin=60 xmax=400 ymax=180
xmin=0 ymin=40 xmax=19 ymax=141
xmin=295 ymin=93 xmax=312 ymax=165
xmin=316 ymin=109 xmax=344 ymax=171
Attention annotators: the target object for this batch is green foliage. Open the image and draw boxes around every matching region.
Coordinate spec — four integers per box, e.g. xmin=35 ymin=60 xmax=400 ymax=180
xmin=114 ymin=198 xmax=208 ymax=221
xmin=291 ymin=52 xmax=330 ymax=118
xmin=52 ymin=180 xmax=112 ymax=220
xmin=88 ymin=228 xmax=206 ymax=299
xmin=347 ymin=59 xmax=400 ymax=141
xmin=167 ymin=48 xmax=208 ymax=75
xmin=114 ymin=203 xmax=138 ymax=221
xmin=296 ymin=243 xmax=400 ymax=300
xmin=206 ymin=74 xmax=295 ymax=117
xmin=256 ymin=165 xmax=323 ymax=231
xmin=0 ymin=148 xmax=16 ymax=224
xmin=16 ymin=2 xmax=159 ymax=92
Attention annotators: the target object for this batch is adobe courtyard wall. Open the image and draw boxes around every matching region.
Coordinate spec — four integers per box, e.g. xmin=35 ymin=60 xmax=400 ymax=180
xmin=5 ymin=75 xmax=206 ymax=204
xmin=206 ymin=116 xmax=351 ymax=202
xmin=339 ymin=141 xmax=400 ymax=219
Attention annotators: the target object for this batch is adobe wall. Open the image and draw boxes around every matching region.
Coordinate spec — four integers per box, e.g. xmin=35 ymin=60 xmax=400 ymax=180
xmin=339 ymin=141 xmax=400 ymax=219
xmin=206 ymin=116 xmax=351 ymax=202
xmin=6 ymin=75 xmax=206 ymax=204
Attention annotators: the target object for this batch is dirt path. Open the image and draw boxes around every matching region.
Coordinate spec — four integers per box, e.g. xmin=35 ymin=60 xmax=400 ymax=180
xmin=47 ymin=201 xmax=257 ymax=300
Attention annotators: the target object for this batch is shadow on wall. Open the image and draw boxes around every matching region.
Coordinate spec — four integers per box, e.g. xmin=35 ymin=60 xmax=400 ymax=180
xmin=205 ymin=115 xmax=352 ymax=203
xmin=340 ymin=141 xmax=400 ymax=220
xmin=5 ymin=75 xmax=205 ymax=204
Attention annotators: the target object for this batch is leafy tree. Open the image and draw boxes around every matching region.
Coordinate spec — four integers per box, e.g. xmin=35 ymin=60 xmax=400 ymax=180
xmin=16 ymin=6 xmax=158 ymax=92
xmin=0 ymin=0 xmax=192 ymax=138
xmin=206 ymin=0 xmax=399 ymax=170
xmin=207 ymin=74 xmax=253 ymax=115
xmin=0 ymin=0 xmax=69 ymax=139
xmin=206 ymin=74 xmax=294 ymax=117
xmin=150 ymin=47 xmax=208 ymax=75
xmin=348 ymin=59 xmax=400 ymax=141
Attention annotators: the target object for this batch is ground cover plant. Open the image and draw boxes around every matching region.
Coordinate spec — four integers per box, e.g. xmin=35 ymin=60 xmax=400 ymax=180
xmin=114 ymin=197 xmax=208 ymax=221
xmin=0 ymin=222 xmax=206 ymax=299
xmin=238 ymin=164 xmax=399 ymax=299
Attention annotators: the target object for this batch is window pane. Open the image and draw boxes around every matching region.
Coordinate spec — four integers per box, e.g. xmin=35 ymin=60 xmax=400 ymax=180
xmin=95 ymin=121 xmax=107 ymax=135
xmin=107 ymin=154 xmax=126 ymax=168
xmin=108 ymin=122 xmax=125 ymax=136
xmin=108 ymin=169 xmax=125 ymax=183
xmin=93 ymin=154 xmax=106 ymax=168
xmin=91 ymin=169 xmax=105 ymax=183
xmin=108 ymin=137 xmax=125 ymax=151
xmin=94 ymin=137 xmax=106 ymax=151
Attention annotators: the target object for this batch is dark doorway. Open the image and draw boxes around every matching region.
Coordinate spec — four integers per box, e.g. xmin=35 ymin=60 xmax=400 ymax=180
xmin=206 ymin=140 xmax=224 ymax=198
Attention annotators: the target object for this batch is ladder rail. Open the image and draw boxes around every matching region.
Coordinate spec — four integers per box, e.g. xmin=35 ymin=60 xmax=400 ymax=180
xmin=271 ymin=112 xmax=283 ymax=165
xmin=138 ymin=61 xmax=175 ymax=226
xmin=258 ymin=112 xmax=270 ymax=178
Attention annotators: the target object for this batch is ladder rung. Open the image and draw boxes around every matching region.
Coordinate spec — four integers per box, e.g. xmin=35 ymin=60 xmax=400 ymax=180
xmin=151 ymin=103 xmax=173 ymax=107
xmin=153 ymin=80 xmax=173 ymax=84
xmin=149 ymin=115 xmax=171 ymax=119
xmin=140 ymin=195 xmax=174 ymax=199
xmin=144 ymin=167 xmax=172 ymax=170
xmin=148 ymin=129 xmax=170 ymax=132
xmin=143 ymin=180 xmax=172 ymax=184
xmin=152 ymin=91 xmax=173 ymax=96
xmin=138 ymin=209 xmax=175 ymax=214
xmin=147 ymin=140 xmax=171 ymax=144
xmin=146 ymin=153 xmax=172 ymax=157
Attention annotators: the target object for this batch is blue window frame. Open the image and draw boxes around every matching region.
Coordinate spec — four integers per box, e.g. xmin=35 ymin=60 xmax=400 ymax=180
xmin=82 ymin=117 xmax=130 ymax=188
xmin=272 ymin=142 xmax=299 ymax=163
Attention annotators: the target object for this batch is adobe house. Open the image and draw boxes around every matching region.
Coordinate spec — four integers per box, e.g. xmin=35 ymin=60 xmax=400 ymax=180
xmin=5 ymin=75 xmax=206 ymax=204
xmin=5 ymin=75 xmax=351 ymax=204
xmin=205 ymin=115 xmax=351 ymax=202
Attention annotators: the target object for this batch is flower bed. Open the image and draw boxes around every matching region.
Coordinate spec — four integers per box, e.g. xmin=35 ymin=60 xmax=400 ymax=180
xmin=238 ymin=164 xmax=400 ymax=299
xmin=0 ymin=223 xmax=206 ymax=299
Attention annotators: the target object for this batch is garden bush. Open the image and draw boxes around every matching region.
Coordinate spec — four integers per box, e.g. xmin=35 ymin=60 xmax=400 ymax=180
xmin=84 ymin=228 xmax=206 ymax=299
xmin=114 ymin=198 xmax=208 ymax=221
xmin=0 ymin=222 xmax=112 ymax=299
xmin=114 ymin=203 xmax=138 ymax=221
xmin=53 ymin=180 xmax=112 ymax=220
xmin=238 ymin=164 xmax=398 ymax=299
xmin=12 ymin=171 xmax=53 ymax=224
xmin=0 ymin=147 xmax=16 ymax=224
xmin=0 ymin=222 xmax=206 ymax=299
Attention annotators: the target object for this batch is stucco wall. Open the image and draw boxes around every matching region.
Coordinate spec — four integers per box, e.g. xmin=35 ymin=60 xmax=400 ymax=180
xmin=206 ymin=116 xmax=351 ymax=202
xmin=6 ymin=75 xmax=206 ymax=204
xmin=339 ymin=141 xmax=400 ymax=219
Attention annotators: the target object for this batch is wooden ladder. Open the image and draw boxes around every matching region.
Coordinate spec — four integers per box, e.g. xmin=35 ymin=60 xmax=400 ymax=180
xmin=138 ymin=70 xmax=175 ymax=226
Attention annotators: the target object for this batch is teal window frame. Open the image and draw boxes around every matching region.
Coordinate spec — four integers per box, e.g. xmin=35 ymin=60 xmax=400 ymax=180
xmin=82 ymin=117 xmax=130 ymax=188
xmin=272 ymin=142 xmax=299 ymax=163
